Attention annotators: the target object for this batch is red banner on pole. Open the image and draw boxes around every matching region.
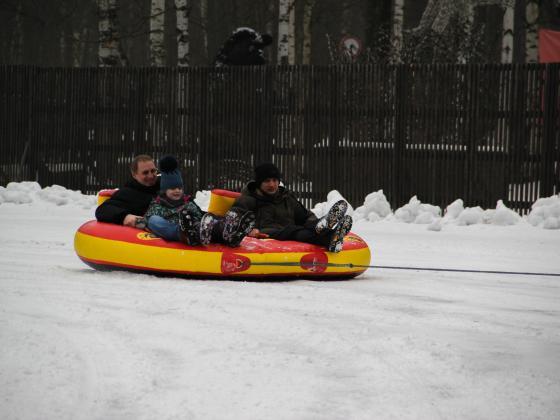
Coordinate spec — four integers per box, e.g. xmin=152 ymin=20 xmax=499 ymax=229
xmin=539 ymin=29 xmax=560 ymax=63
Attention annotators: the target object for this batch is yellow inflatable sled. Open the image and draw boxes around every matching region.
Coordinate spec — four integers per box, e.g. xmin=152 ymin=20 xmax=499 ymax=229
xmin=74 ymin=189 xmax=371 ymax=279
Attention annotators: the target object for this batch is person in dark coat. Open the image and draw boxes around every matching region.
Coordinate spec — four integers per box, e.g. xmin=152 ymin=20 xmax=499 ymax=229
xmin=95 ymin=155 xmax=160 ymax=228
xmin=214 ymin=27 xmax=273 ymax=67
xmin=231 ymin=163 xmax=353 ymax=253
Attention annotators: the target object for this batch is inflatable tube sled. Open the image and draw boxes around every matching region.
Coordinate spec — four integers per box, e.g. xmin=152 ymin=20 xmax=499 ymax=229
xmin=74 ymin=189 xmax=371 ymax=280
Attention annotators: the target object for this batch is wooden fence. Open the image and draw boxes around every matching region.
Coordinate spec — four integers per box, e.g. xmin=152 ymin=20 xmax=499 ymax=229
xmin=1 ymin=64 xmax=559 ymax=213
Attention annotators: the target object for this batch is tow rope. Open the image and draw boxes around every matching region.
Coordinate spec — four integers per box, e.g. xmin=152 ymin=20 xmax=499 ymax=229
xmin=248 ymin=261 xmax=560 ymax=277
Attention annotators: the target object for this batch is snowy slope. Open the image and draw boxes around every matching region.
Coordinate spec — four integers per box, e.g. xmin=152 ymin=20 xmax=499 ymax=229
xmin=1 ymin=183 xmax=559 ymax=420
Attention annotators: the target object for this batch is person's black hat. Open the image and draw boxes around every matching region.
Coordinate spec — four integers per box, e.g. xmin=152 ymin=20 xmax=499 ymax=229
xmin=254 ymin=163 xmax=282 ymax=186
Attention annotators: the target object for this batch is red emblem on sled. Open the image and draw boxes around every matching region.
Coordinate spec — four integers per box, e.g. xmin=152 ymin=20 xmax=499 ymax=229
xmin=300 ymin=252 xmax=328 ymax=273
xmin=221 ymin=253 xmax=251 ymax=274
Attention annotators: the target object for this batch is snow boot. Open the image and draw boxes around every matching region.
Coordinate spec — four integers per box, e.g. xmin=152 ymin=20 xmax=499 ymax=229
xmin=199 ymin=213 xmax=220 ymax=246
xmin=315 ymin=200 xmax=348 ymax=234
xmin=179 ymin=210 xmax=201 ymax=246
xmin=327 ymin=215 xmax=352 ymax=253
xmin=222 ymin=210 xmax=256 ymax=247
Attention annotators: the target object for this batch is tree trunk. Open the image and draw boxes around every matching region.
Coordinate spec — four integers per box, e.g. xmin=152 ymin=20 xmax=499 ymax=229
xmin=73 ymin=27 xmax=88 ymax=67
xmin=457 ymin=4 xmax=475 ymax=64
xmin=288 ymin=0 xmax=296 ymax=64
xmin=340 ymin=0 xmax=352 ymax=36
xmin=98 ymin=0 xmax=126 ymax=66
xmin=415 ymin=0 xmax=443 ymax=33
xmin=200 ymin=0 xmax=208 ymax=62
xmin=501 ymin=3 xmax=515 ymax=63
xmin=525 ymin=0 xmax=539 ymax=63
xmin=150 ymin=0 xmax=166 ymax=66
xmin=59 ymin=2 xmax=67 ymax=66
xmin=278 ymin=0 xmax=290 ymax=64
xmin=175 ymin=0 xmax=189 ymax=66
xmin=302 ymin=0 xmax=315 ymax=64
xmin=391 ymin=0 xmax=405 ymax=64
xmin=11 ymin=2 xmax=24 ymax=64
xmin=266 ymin=0 xmax=275 ymax=37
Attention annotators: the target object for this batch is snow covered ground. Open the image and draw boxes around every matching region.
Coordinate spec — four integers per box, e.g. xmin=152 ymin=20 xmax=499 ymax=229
xmin=1 ymin=182 xmax=560 ymax=420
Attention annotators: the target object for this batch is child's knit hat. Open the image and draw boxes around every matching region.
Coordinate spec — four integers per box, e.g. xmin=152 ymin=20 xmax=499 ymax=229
xmin=159 ymin=155 xmax=183 ymax=191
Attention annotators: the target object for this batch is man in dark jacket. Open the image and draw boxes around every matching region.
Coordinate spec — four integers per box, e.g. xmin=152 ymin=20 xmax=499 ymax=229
xmin=231 ymin=163 xmax=353 ymax=253
xmin=95 ymin=155 xmax=160 ymax=227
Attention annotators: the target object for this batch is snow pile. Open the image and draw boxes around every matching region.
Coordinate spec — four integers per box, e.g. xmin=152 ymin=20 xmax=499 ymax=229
xmin=444 ymin=199 xmax=464 ymax=220
xmin=0 ymin=181 xmax=212 ymax=212
xmin=394 ymin=196 xmax=441 ymax=224
xmin=0 ymin=182 xmax=97 ymax=209
xmin=353 ymin=190 xmax=392 ymax=222
xmin=349 ymin=190 xmax=523 ymax=229
xmin=486 ymin=200 xmax=522 ymax=226
xmin=443 ymin=199 xmax=484 ymax=225
xmin=442 ymin=199 xmax=520 ymax=226
xmin=1 ymin=181 xmax=557 ymax=230
xmin=311 ymin=190 xmax=354 ymax=218
xmin=0 ymin=181 xmax=38 ymax=204
xmin=527 ymin=194 xmax=560 ymax=229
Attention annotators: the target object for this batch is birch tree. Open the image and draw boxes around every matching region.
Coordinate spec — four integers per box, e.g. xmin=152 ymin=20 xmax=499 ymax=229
xmin=150 ymin=0 xmax=166 ymax=66
xmin=98 ymin=0 xmax=126 ymax=66
xmin=288 ymin=0 xmax=296 ymax=64
xmin=501 ymin=2 xmax=514 ymax=63
xmin=391 ymin=0 xmax=405 ymax=64
xmin=525 ymin=0 xmax=539 ymax=63
xmin=175 ymin=0 xmax=189 ymax=66
xmin=302 ymin=0 xmax=315 ymax=65
xmin=278 ymin=0 xmax=290 ymax=64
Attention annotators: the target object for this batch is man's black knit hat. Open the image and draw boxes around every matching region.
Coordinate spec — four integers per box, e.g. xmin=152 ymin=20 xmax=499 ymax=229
xmin=254 ymin=162 xmax=282 ymax=186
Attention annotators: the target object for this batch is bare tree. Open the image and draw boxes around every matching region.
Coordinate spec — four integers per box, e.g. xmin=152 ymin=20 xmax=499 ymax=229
xmin=411 ymin=0 xmax=516 ymax=63
xmin=302 ymin=0 xmax=315 ymax=64
xmin=175 ymin=0 xmax=190 ymax=66
xmin=149 ymin=0 xmax=166 ymax=66
xmin=98 ymin=0 xmax=126 ymax=66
